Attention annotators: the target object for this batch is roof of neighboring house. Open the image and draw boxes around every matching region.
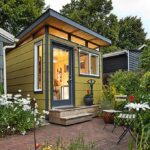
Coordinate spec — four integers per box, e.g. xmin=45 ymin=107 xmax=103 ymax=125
xmin=103 ymin=49 xmax=142 ymax=58
xmin=0 ymin=28 xmax=18 ymax=43
xmin=17 ymin=9 xmax=111 ymax=46
xmin=103 ymin=50 xmax=128 ymax=58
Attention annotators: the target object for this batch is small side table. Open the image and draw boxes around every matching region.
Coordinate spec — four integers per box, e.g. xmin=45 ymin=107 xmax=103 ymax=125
xmin=102 ymin=109 xmax=122 ymax=129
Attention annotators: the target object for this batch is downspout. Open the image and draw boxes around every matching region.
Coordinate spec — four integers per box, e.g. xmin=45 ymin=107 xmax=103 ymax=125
xmin=3 ymin=40 xmax=18 ymax=95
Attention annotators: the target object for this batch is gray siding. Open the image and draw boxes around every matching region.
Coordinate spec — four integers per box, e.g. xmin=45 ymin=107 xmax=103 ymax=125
xmin=103 ymin=54 xmax=128 ymax=74
xmin=129 ymin=51 xmax=141 ymax=71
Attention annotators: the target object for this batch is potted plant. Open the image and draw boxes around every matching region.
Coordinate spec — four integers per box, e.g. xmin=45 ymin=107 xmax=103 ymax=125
xmin=84 ymin=89 xmax=93 ymax=106
xmin=101 ymin=99 xmax=114 ymax=123
xmin=83 ymin=79 xmax=96 ymax=106
xmin=99 ymin=85 xmax=115 ymax=123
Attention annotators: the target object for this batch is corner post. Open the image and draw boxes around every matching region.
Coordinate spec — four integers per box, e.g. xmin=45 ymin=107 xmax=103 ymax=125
xmin=45 ymin=25 xmax=49 ymax=111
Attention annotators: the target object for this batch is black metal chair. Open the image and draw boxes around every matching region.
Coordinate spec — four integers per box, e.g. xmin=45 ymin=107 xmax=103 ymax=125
xmin=115 ymin=112 xmax=136 ymax=144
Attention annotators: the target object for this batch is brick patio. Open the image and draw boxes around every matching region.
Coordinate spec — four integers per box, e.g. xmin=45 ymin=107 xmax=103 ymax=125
xmin=0 ymin=118 xmax=135 ymax=150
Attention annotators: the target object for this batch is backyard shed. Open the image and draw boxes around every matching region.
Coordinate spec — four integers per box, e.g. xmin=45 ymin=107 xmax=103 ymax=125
xmin=6 ymin=9 xmax=111 ymax=120
xmin=103 ymin=50 xmax=142 ymax=84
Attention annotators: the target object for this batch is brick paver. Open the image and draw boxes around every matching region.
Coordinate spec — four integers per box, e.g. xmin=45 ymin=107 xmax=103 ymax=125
xmin=0 ymin=118 xmax=135 ymax=150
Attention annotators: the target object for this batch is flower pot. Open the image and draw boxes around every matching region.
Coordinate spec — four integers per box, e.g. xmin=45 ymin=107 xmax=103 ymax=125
xmin=102 ymin=111 xmax=114 ymax=124
xmin=84 ymin=95 xmax=93 ymax=106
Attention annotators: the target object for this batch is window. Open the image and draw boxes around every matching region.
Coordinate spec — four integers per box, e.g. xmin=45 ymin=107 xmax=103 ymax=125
xmin=34 ymin=41 xmax=43 ymax=92
xmin=49 ymin=27 xmax=68 ymax=40
xmin=71 ymin=36 xmax=85 ymax=46
xmin=79 ymin=50 xmax=99 ymax=76
xmin=91 ymin=54 xmax=99 ymax=75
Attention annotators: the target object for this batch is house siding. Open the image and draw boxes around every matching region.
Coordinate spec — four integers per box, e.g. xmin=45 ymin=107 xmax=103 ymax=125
xmin=103 ymin=54 xmax=128 ymax=74
xmin=129 ymin=51 xmax=141 ymax=71
xmin=6 ymin=35 xmax=46 ymax=111
xmin=6 ymin=34 xmax=103 ymax=110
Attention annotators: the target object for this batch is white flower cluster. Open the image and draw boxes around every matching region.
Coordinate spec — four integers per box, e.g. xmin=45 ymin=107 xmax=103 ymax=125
xmin=0 ymin=90 xmax=42 ymax=136
xmin=125 ymin=102 xmax=150 ymax=111
xmin=0 ymin=93 xmax=32 ymax=112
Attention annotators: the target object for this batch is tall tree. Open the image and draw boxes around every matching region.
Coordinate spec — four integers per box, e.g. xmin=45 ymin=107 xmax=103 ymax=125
xmin=61 ymin=0 xmax=120 ymax=51
xmin=140 ymin=39 xmax=150 ymax=71
xmin=117 ymin=16 xmax=147 ymax=49
xmin=0 ymin=0 xmax=45 ymax=36
xmin=61 ymin=0 xmax=147 ymax=52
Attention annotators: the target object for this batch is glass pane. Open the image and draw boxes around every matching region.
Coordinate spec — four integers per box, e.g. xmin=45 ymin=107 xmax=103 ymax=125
xmin=53 ymin=48 xmax=69 ymax=101
xmin=49 ymin=27 xmax=68 ymax=40
xmin=91 ymin=55 xmax=99 ymax=75
xmin=37 ymin=45 xmax=42 ymax=89
xmin=80 ymin=51 xmax=89 ymax=74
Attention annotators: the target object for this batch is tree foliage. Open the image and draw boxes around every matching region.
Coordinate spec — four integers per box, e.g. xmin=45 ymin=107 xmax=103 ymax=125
xmin=61 ymin=0 xmax=119 ymax=52
xmin=61 ymin=0 xmax=147 ymax=52
xmin=0 ymin=0 xmax=45 ymax=36
xmin=117 ymin=16 xmax=147 ymax=49
xmin=140 ymin=40 xmax=150 ymax=71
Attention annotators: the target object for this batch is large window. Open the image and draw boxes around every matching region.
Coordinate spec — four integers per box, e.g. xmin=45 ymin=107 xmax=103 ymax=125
xmin=34 ymin=41 xmax=43 ymax=92
xmin=79 ymin=50 xmax=99 ymax=76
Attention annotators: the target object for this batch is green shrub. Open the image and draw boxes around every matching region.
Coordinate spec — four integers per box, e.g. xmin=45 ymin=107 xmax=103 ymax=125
xmin=141 ymin=71 xmax=150 ymax=92
xmin=109 ymin=70 xmax=141 ymax=96
xmin=0 ymin=92 xmax=41 ymax=137
xmin=0 ymin=83 xmax=4 ymax=95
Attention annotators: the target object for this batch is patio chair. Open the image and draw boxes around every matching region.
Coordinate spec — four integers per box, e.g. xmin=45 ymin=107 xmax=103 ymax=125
xmin=115 ymin=111 xmax=136 ymax=144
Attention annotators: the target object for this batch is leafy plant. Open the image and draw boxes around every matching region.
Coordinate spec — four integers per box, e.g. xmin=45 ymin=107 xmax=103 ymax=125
xmin=109 ymin=70 xmax=141 ymax=96
xmin=140 ymin=41 xmax=150 ymax=71
xmin=140 ymin=71 xmax=150 ymax=92
xmin=97 ymin=85 xmax=115 ymax=116
xmin=0 ymin=91 xmax=42 ymax=137
xmin=38 ymin=135 xmax=98 ymax=150
xmin=0 ymin=83 xmax=4 ymax=95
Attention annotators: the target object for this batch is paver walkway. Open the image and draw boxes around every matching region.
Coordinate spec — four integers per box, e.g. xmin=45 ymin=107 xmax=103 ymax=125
xmin=0 ymin=118 xmax=135 ymax=150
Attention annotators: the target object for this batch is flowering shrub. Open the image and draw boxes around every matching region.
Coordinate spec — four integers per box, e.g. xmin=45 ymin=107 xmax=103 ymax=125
xmin=125 ymin=101 xmax=150 ymax=149
xmin=0 ymin=91 xmax=42 ymax=137
xmin=129 ymin=95 xmax=135 ymax=103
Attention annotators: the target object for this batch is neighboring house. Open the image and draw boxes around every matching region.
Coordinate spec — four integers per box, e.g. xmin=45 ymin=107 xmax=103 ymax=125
xmin=6 ymin=9 xmax=111 ymax=115
xmin=103 ymin=50 xmax=142 ymax=84
xmin=0 ymin=28 xmax=17 ymax=84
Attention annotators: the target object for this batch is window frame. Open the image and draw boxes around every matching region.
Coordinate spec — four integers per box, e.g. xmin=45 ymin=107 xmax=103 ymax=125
xmin=34 ymin=40 xmax=43 ymax=92
xmin=79 ymin=49 xmax=100 ymax=77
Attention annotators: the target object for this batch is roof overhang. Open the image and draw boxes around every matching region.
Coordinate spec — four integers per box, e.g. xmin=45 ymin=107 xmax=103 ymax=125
xmin=17 ymin=9 xmax=111 ymax=47
xmin=0 ymin=28 xmax=18 ymax=43
xmin=103 ymin=50 xmax=128 ymax=58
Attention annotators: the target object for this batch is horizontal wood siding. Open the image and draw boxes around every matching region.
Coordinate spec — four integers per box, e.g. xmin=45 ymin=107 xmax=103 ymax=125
xmin=103 ymin=54 xmax=128 ymax=73
xmin=129 ymin=51 xmax=141 ymax=71
xmin=49 ymin=35 xmax=102 ymax=106
xmin=6 ymin=35 xmax=46 ymax=111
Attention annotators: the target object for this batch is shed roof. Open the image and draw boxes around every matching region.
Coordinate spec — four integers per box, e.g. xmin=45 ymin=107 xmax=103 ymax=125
xmin=0 ymin=28 xmax=18 ymax=43
xmin=103 ymin=49 xmax=141 ymax=58
xmin=17 ymin=9 xmax=111 ymax=46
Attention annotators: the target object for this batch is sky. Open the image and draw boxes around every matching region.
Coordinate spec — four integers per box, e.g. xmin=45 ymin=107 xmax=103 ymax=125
xmin=45 ymin=0 xmax=150 ymax=39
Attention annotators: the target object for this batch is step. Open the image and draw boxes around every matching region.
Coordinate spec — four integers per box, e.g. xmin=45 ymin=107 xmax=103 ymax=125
xmin=49 ymin=113 xmax=92 ymax=125
xmin=49 ymin=105 xmax=98 ymax=118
